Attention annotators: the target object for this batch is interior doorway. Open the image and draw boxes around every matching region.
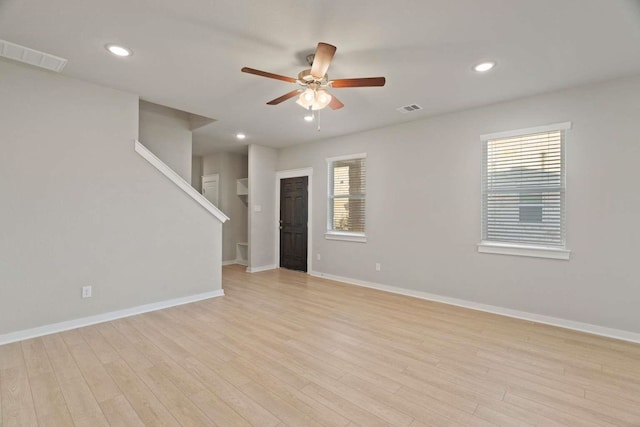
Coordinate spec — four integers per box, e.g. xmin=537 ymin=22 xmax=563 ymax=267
xmin=201 ymin=174 xmax=219 ymax=207
xmin=279 ymin=176 xmax=308 ymax=272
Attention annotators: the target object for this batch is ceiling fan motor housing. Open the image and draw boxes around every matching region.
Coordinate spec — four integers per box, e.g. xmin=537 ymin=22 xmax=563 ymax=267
xmin=297 ymin=69 xmax=328 ymax=85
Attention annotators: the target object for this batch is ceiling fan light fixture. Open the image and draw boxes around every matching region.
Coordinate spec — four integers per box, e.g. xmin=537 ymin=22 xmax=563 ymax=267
xmin=316 ymin=90 xmax=332 ymax=109
xmin=296 ymin=88 xmax=332 ymax=111
xmin=296 ymin=90 xmax=313 ymax=109
xmin=302 ymin=88 xmax=315 ymax=102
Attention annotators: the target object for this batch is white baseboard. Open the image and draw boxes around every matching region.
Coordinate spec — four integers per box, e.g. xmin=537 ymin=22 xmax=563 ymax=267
xmin=222 ymin=260 xmax=237 ymax=266
xmin=246 ymin=264 xmax=277 ymax=273
xmin=308 ymin=271 xmax=640 ymax=344
xmin=0 ymin=289 xmax=225 ymax=346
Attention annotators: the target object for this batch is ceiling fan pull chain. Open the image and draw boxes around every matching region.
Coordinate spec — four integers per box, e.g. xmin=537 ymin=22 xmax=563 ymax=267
xmin=317 ymin=109 xmax=321 ymax=132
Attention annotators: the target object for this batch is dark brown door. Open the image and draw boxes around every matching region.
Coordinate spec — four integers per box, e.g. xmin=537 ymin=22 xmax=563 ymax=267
xmin=280 ymin=176 xmax=308 ymax=272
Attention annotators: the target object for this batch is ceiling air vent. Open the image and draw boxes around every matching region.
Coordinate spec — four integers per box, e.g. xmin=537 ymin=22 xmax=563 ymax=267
xmin=396 ymin=104 xmax=423 ymax=114
xmin=0 ymin=40 xmax=67 ymax=72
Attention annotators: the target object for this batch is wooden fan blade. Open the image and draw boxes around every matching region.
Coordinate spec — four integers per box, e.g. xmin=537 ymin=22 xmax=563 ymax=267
xmin=329 ymin=94 xmax=344 ymax=110
xmin=241 ymin=67 xmax=297 ymax=83
xmin=266 ymin=89 xmax=301 ymax=105
xmin=310 ymin=42 xmax=336 ymax=79
xmin=331 ymin=77 xmax=386 ymax=88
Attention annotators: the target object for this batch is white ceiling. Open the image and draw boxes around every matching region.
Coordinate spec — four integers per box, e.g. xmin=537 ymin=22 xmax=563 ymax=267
xmin=2 ymin=0 xmax=640 ymax=155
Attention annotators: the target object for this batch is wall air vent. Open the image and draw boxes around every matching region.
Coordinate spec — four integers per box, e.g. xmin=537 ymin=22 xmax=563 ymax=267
xmin=0 ymin=40 xmax=67 ymax=72
xmin=396 ymin=104 xmax=423 ymax=114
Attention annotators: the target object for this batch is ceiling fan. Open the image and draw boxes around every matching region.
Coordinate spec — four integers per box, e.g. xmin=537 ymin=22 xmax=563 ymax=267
xmin=241 ymin=42 xmax=386 ymax=111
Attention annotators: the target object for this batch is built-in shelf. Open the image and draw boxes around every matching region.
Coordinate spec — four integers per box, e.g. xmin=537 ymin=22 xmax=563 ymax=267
xmin=236 ymin=242 xmax=248 ymax=266
xmin=236 ymin=178 xmax=248 ymax=196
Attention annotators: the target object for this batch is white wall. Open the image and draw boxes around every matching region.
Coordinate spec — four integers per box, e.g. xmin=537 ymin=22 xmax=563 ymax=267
xmin=202 ymin=152 xmax=248 ymax=262
xmin=277 ymin=75 xmax=640 ymax=334
xmin=248 ymin=145 xmax=277 ymax=270
xmin=139 ymin=100 xmax=192 ymax=182
xmin=0 ymin=60 xmax=223 ymax=336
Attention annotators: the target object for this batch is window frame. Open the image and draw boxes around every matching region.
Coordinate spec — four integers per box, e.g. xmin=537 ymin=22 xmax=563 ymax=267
xmin=325 ymin=153 xmax=367 ymax=243
xmin=477 ymin=122 xmax=571 ymax=260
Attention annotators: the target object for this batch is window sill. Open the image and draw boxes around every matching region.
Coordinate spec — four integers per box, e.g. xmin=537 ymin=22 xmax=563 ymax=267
xmin=477 ymin=241 xmax=570 ymax=260
xmin=325 ymin=232 xmax=367 ymax=243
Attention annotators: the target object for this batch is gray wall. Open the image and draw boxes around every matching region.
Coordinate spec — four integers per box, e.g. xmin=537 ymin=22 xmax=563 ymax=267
xmin=248 ymin=145 xmax=277 ymax=270
xmin=202 ymin=152 xmax=248 ymax=262
xmin=192 ymin=155 xmax=203 ymax=192
xmin=0 ymin=60 xmax=223 ymax=336
xmin=277 ymin=75 xmax=640 ymax=334
xmin=139 ymin=100 xmax=193 ymax=182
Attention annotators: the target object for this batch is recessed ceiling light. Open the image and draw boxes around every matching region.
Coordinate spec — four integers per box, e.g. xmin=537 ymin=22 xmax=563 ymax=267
xmin=304 ymin=115 xmax=314 ymax=122
xmin=236 ymin=133 xmax=246 ymax=140
xmin=474 ymin=61 xmax=496 ymax=72
xmin=105 ymin=44 xmax=132 ymax=57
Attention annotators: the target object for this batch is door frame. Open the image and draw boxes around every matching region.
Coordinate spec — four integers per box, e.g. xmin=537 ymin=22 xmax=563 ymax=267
xmin=201 ymin=173 xmax=219 ymax=206
xmin=275 ymin=167 xmax=313 ymax=273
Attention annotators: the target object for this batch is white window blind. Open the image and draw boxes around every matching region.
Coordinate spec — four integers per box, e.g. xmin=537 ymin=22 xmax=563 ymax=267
xmin=328 ymin=155 xmax=366 ymax=234
xmin=482 ymin=125 xmax=567 ymax=248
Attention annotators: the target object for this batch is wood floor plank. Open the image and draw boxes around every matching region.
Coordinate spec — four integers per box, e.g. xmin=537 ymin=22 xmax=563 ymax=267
xmin=96 ymin=323 xmax=154 ymax=372
xmin=190 ymin=389 xmax=252 ymax=427
xmin=301 ymin=382 xmax=392 ymax=427
xmin=229 ymin=356 xmax=351 ymax=426
xmin=99 ymin=394 xmax=145 ymax=427
xmin=41 ymin=334 xmax=84 ymax=385
xmin=64 ymin=336 xmax=121 ymax=403
xmin=240 ymin=381 xmax=326 ymax=427
xmin=28 ymin=371 xmax=74 ymax=427
xmin=180 ymin=356 xmax=281 ymax=427
xmin=0 ymin=343 xmax=24 ymax=370
xmin=0 ymin=365 xmax=38 ymax=427
xmin=341 ymin=373 xmax=491 ymax=427
xmin=79 ymin=325 xmax=120 ymax=364
xmin=103 ymin=358 xmax=180 ymax=427
xmin=57 ymin=376 xmax=110 ymax=426
xmin=137 ymin=365 xmax=217 ymax=426
xmin=21 ymin=338 xmax=53 ymax=378
xmin=503 ymin=392 xmax=616 ymax=427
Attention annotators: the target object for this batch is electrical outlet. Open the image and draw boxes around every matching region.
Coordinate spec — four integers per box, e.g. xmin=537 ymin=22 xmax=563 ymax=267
xmin=375 ymin=263 xmax=381 ymax=271
xmin=317 ymin=253 xmax=321 ymax=261
xmin=82 ymin=286 xmax=92 ymax=298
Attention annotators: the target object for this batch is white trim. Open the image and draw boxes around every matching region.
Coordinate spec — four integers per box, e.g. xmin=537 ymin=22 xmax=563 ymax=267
xmin=325 ymin=152 xmax=367 ymax=163
xmin=477 ymin=242 xmax=571 ymax=260
xmin=275 ymin=167 xmax=313 ymax=272
xmin=325 ymin=231 xmax=367 ymax=243
xmin=222 ymin=260 xmax=237 ymax=266
xmin=481 ymin=121 xmax=572 ymax=141
xmin=308 ymin=271 xmax=640 ymax=344
xmin=246 ymin=264 xmax=277 ymax=273
xmin=0 ymin=290 xmax=224 ymax=346
xmin=134 ymin=140 xmax=229 ymax=223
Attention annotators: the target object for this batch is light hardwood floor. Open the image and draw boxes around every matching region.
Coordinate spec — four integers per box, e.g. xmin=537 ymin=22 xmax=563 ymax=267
xmin=2 ymin=265 xmax=640 ymax=426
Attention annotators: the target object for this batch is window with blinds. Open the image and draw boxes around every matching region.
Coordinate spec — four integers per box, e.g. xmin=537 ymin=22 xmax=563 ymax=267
xmin=482 ymin=124 xmax=568 ymax=248
xmin=327 ymin=155 xmax=366 ymax=235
